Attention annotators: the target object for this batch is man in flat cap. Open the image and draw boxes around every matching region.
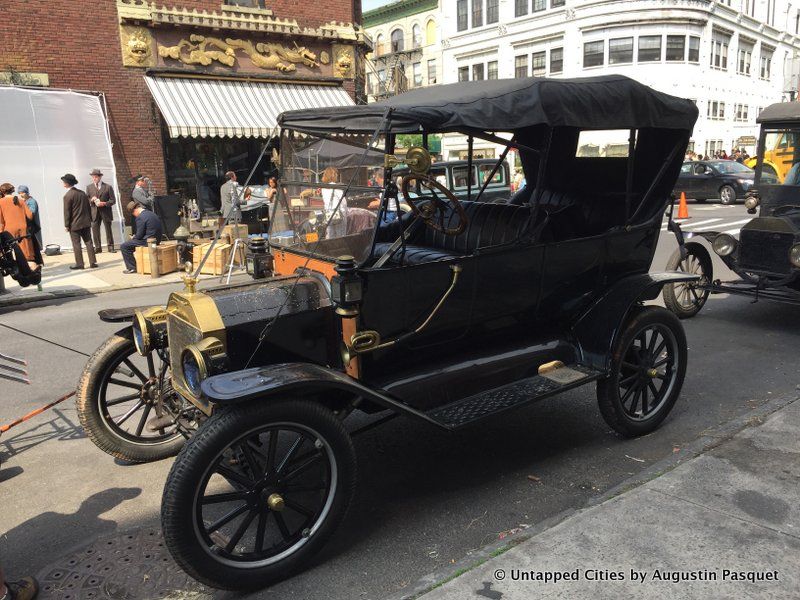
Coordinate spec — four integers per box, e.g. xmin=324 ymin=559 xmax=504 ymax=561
xmin=120 ymin=200 xmax=163 ymax=274
xmin=131 ymin=176 xmax=154 ymax=211
xmin=62 ymin=173 xmax=96 ymax=270
xmin=87 ymin=168 xmax=117 ymax=253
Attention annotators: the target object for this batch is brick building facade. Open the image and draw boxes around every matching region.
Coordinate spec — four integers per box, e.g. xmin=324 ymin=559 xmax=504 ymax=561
xmin=2 ymin=0 xmax=366 ymax=205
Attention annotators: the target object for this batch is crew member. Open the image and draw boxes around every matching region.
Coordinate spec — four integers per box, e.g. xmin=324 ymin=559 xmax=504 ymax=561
xmin=131 ymin=176 xmax=154 ymax=211
xmin=219 ymin=171 xmax=238 ymax=225
xmin=120 ymin=201 xmax=163 ymax=274
xmin=87 ymin=168 xmax=117 ymax=253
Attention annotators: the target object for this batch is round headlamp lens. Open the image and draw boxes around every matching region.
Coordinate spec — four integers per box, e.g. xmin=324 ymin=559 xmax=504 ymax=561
xmin=744 ymin=195 xmax=760 ymax=211
xmin=713 ymin=234 xmax=737 ymax=257
xmin=182 ymin=348 xmax=204 ymax=396
xmin=132 ymin=312 xmax=149 ymax=356
xmin=790 ymin=244 xmax=800 ymax=268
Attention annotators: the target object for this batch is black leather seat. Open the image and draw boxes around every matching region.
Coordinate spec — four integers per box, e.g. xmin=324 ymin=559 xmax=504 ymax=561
xmin=373 ymin=201 xmax=531 ymax=265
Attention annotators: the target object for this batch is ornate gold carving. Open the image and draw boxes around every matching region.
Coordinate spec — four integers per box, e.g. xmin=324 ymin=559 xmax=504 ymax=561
xmin=158 ymin=35 xmax=236 ymax=67
xmin=225 ymin=39 xmax=320 ymax=72
xmin=332 ymin=44 xmax=354 ymax=79
xmin=320 ymin=51 xmax=330 ymax=65
xmin=120 ymin=25 xmax=154 ymax=67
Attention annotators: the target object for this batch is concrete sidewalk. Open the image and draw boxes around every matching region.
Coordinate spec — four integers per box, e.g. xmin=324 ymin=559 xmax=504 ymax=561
xmin=415 ymin=399 xmax=800 ymax=600
xmin=0 ymin=249 xmax=245 ymax=308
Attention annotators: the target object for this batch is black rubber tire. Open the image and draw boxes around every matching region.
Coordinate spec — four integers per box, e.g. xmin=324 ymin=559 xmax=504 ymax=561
xmin=76 ymin=330 xmax=185 ymax=463
xmin=161 ymin=400 xmax=356 ymax=591
xmin=662 ymin=244 xmax=713 ymax=319
xmin=597 ymin=306 xmax=687 ymax=438
xmin=719 ymin=184 xmax=736 ymax=205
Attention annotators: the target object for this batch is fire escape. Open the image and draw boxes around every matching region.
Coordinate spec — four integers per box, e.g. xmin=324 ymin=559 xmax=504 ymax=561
xmin=365 ymin=35 xmax=423 ymax=102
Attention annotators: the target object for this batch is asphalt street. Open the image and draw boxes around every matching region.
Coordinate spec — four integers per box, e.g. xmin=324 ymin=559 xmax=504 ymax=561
xmin=1 ymin=202 xmax=798 ymax=599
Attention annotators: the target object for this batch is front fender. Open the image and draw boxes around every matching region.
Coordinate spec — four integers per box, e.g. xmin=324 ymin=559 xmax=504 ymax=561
xmin=98 ymin=306 xmax=161 ymax=323
xmin=572 ymin=272 xmax=698 ymax=371
xmin=200 ymin=363 xmax=444 ymax=428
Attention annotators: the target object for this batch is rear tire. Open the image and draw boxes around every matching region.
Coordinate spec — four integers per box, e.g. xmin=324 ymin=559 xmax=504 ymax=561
xmin=161 ymin=400 xmax=356 ymax=591
xmin=597 ymin=307 xmax=687 ymax=438
xmin=719 ymin=185 xmax=736 ymax=205
xmin=663 ymin=244 xmax=712 ymax=319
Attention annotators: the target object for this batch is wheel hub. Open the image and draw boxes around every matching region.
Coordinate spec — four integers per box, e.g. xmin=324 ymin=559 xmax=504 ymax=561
xmin=140 ymin=379 xmax=160 ymax=403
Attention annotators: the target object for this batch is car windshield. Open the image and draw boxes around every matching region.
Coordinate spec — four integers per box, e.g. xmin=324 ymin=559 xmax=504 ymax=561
xmin=271 ymin=132 xmax=388 ymax=264
xmin=710 ymin=161 xmax=752 ymax=174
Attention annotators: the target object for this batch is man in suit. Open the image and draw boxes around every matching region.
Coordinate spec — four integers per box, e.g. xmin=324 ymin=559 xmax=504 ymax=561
xmin=131 ymin=176 xmax=154 ymax=211
xmin=120 ymin=201 xmax=163 ymax=274
xmin=87 ymin=168 xmax=117 ymax=253
xmin=62 ymin=173 xmax=97 ymax=270
xmin=219 ymin=171 xmax=238 ymax=226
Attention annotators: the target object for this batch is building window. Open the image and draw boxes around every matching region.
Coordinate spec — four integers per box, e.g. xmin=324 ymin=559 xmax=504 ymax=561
xmin=707 ymin=100 xmax=726 ymax=120
xmin=734 ymin=104 xmax=749 ymax=122
xmin=472 ymin=0 xmax=484 ymax=28
xmin=666 ymin=35 xmax=685 ymax=61
xmin=472 ymin=63 xmax=485 ymax=80
xmin=428 ymin=59 xmax=437 ymax=84
xmin=744 ymin=0 xmax=755 ymax=16
xmin=609 ymin=37 xmax=633 ymax=65
xmin=458 ymin=65 xmax=469 ymax=81
xmin=584 ymin=41 xmax=604 ymax=68
xmin=412 ymin=62 xmax=422 ymax=86
xmin=532 ymin=51 xmax=546 ymax=76
xmin=488 ymin=61 xmax=498 ymax=80
xmin=705 ymin=139 xmax=724 ymax=156
xmin=515 ymin=55 xmax=529 ymax=78
xmin=412 ymin=24 xmax=422 ymax=49
xmin=375 ymin=34 xmax=384 ymax=57
xmin=552 ymin=0 xmax=565 ymax=6
xmin=515 ymin=0 xmax=528 ymax=17
xmin=638 ymin=36 xmax=662 ymax=62
xmin=737 ymin=43 xmax=753 ymax=75
xmin=711 ymin=34 xmax=729 ymax=70
xmin=760 ymin=51 xmax=773 ymax=80
xmin=225 ymin=0 xmax=266 ymax=7
xmin=487 ymin=0 xmax=499 ymax=24
xmin=688 ymin=36 xmax=700 ymax=62
xmin=390 ymin=28 xmax=404 ymax=53
xmin=457 ymin=0 xmax=468 ymax=32
xmin=550 ymin=47 xmax=563 ymax=73
xmin=426 ymin=19 xmax=437 ymax=45
xmin=533 ymin=0 xmax=546 ymax=11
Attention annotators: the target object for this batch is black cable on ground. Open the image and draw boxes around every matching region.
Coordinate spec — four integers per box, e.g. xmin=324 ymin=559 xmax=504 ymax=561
xmin=0 ymin=322 xmax=91 ymax=357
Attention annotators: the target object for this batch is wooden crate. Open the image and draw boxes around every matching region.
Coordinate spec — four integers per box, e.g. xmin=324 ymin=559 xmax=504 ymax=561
xmin=193 ymin=242 xmax=242 ymax=275
xmin=222 ymin=223 xmax=248 ymax=242
xmin=134 ymin=241 xmax=178 ymax=275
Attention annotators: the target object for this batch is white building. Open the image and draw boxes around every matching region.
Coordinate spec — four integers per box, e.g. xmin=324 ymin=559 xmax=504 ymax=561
xmin=364 ymin=0 xmax=442 ymax=102
xmin=438 ymin=0 xmax=800 ymax=160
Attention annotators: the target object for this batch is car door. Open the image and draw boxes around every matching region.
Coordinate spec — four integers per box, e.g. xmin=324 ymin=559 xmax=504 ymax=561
xmin=698 ymin=163 xmax=720 ymax=198
xmin=675 ymin=163 xmax=693 ymax=197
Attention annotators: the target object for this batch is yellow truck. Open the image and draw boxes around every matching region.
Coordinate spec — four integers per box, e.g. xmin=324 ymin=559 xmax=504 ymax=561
xmin=745 ymin=130 xmax=798 ymax=183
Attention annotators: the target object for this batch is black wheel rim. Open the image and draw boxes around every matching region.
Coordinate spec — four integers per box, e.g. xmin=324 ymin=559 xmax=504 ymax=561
xmin=673 ymin=254 xmax=709 ymax=310
xmin=98 ymin=342 xmax=179 ymax=444
xmin=193 ymin=422 xmax=336 ymax=568
xmin=616 ymin=324 xmax=679 ymax=421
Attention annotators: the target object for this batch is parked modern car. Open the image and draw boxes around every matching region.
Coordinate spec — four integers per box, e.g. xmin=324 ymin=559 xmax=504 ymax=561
xmin=673 ymin=160 xmax=754 ymax=204
xmin=396 ymin=158 xmax=512 ymax=203
xmin=664 ymin=101 xmax=800 ymax=318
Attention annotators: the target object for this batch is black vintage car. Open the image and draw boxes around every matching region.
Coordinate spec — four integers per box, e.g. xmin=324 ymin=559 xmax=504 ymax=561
xmin=76 ymin=75 xmax=698 ymax=590
xmin=673 ymin=160 xmax=755 ymax=204
xmin=663 ymin=102 xmax=800 ymax=318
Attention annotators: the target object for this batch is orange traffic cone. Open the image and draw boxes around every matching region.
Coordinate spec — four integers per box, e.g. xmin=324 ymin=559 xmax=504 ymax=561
xmin=677 ymin=191 xmax=689 ymax=219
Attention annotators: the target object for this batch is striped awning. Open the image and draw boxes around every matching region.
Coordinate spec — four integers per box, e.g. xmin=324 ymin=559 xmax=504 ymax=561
xmin=144 ymin=75 xmax=354 ymax=138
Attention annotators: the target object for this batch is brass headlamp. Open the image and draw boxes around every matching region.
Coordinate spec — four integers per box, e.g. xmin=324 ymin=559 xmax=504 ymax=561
xmin=132 ymin=307 xmax=169 ymax=356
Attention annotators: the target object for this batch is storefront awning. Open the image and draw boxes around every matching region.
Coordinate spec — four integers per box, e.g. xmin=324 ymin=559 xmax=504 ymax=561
xmin=144 ymin=75 xmax=354 ymax=139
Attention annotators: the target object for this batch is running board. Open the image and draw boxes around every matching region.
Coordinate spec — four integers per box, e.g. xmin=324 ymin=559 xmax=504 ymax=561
xmin=425 ymin=364 xmax=604 ymax=430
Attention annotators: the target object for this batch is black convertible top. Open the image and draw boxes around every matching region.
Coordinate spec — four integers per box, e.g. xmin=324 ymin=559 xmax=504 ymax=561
xmin=279 ymin=75 xmax=698 ymax=134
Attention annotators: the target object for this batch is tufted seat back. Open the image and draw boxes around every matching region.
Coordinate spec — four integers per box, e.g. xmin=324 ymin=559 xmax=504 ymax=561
xmin=421 ymin=201 xmax=532 ymax=254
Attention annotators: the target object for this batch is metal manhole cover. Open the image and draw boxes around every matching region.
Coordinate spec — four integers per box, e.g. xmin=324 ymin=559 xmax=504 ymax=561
xmin=37 ymin=527 xmax=213 ymax=600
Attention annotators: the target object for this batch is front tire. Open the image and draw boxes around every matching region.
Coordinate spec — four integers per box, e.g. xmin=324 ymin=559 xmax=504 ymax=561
xmin=663 ymin=244 xmax=712 ymax=319
xmin=597 ymin=307 xmax=687 ymax=437
xmin=719 ymin=184 xmax=736 ymax=205
xmin=161 ymin=400 xmax=356 ymax=591
xmin=76 ymin=329 xmax=185 ymax=463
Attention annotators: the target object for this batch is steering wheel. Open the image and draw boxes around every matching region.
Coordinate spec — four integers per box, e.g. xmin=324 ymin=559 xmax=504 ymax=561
xmin=401 ymin=174 xmax=468 ymax=236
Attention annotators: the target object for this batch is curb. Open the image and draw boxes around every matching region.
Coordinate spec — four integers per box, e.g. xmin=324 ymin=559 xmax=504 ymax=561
xmin=0 ymin=273 xmax=249 ymax=310
xmin=386 ymin=392 xmax=800 ymax=600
